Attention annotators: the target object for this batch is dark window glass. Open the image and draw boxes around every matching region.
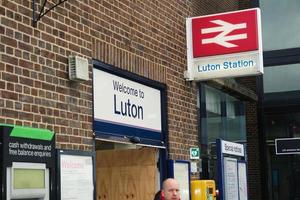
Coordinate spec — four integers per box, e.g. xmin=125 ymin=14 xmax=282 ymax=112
xmin=200 ymin=85 xmax=246 ymax=179
xmin=264 ymin=113 xmax=300 ymax=200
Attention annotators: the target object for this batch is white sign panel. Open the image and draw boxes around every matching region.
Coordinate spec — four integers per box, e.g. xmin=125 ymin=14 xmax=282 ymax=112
xmin=224 ymin=157 xmax=239 ymax=200
xmin=221 ymin=140 xmax=244 ymax=157
xmin=93 ymin=68 xmax=162 ymax=132
xmin=190 ymin=51 xmax=261 ymax=80
xmin=174 ymin=162 xmax=190 ymax=200
xmin=60 ymin=155 xmax=94 ymax=200
xmin=238 ymin=162 xmax=248 ymax=200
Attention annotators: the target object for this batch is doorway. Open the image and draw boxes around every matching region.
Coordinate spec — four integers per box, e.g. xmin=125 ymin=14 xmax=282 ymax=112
xmin=95 ymin=141 xmax=159 ymax=200
xmin=265 ymin=112 xmax=300 ymax=200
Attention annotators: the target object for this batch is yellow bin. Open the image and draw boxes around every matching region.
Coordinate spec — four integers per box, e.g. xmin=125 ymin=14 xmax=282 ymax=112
xmin=191 ymin=180 xmax=216 ymax=200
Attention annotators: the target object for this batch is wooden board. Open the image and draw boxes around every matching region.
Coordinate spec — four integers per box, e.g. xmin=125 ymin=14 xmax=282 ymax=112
xmin=96 ymin=147 xmax=157 ymax=200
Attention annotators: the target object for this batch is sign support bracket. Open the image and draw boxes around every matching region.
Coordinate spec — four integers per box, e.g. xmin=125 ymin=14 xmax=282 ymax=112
xmin=32 ymin=0 xmax=68 ymax=27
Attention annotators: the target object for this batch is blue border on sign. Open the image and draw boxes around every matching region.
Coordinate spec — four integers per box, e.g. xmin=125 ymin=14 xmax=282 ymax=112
xmin=94 ymin=119 xmax=161 ymax=141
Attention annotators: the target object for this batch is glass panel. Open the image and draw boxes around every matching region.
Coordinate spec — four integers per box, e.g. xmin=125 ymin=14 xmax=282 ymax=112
xmin=206 ymin=87 xmax=221 ymax=115
xmin=203 ymin=86 xmax=222 ymax=146
xmin=264 ymin=114 xmax=289 ymax=140
xmin=225 ymin=116 xmax=246 ymax=141
xmin=13 ymin=168 xmax=45 ymax=189
xmin=265 ymin=113 xmax=300 ymax=139
xmin=265 ymin=112 xmax=300 ymax=200
xmin=260 ymin=0 xmax=300 ymax=50
xmin=203 ymin=117 xmax=222 ymax=146
xmin=202 ymin=85 xmax=246 ymax=144
xmin=225 ymin=95 xmax=246 ymax=142
xmin=263 ymin=63 xmax=300 ymax=93
xmin=200 ymin=85 xmax=247 ymax=181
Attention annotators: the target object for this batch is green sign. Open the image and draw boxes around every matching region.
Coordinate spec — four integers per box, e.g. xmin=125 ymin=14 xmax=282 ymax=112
xmin=190 ymin=147 xmax=200 ymax=159
xmin=0 ymin=124 xmax=54 ymax=141
xmin=0 ymin=124 xmax=55 ymax=167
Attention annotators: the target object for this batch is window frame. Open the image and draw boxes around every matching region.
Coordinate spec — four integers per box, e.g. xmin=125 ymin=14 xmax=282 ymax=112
xmin=264 ymin=48 xmax=300 ymax=67
xmin=198 ymin=84 xmax=247 ymax=179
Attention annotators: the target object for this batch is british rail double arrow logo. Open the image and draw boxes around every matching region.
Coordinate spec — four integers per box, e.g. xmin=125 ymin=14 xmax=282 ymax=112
xmin=201 ymin=20 xmax=247 ymax=48
xmin=191 ymin=9 xmax=259 ymax=58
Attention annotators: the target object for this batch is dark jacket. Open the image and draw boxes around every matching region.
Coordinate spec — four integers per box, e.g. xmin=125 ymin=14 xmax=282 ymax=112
xmin=153 ymin=191 xmax=162 ymax=200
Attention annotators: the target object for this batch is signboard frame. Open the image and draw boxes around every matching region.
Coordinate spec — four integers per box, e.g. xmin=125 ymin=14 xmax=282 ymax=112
xmin=216 ymin=139 xmax=248 ymax=200
xmin=0 ymin=124 xmax=56 ymax=200
xmin=275 ymin=138 xmax=300 ymax=155
xmin=221 ymin=140 xmax=245 ymax=157
xmin=93 ymin=60 xmax=167 ymax=148
xmin=224 ymin=157 xmax=239 ymax=200
xmin=185 ymin=8 xmax=263 ymax=81
xmin=56 ymin=149 xmax=96 ymax=200
xmin=0 ymin=124 xmax=55 ymax=167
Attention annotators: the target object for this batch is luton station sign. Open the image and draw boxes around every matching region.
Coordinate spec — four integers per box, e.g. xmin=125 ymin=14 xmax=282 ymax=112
xmin=185 ymin=8 xmax=263 ymax=81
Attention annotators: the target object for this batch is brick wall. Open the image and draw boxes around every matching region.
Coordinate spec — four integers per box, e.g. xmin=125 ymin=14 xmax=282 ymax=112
xmin=238 ymin=75 xmax=263 ymax=200
xmin=0 ymin=0 xmax=93 ymax=151
xmin=245 ymin=100 xmax=262 ymax=200
xmin=1 ymin=0 xmax=261 ymax=199
xmin=91 ymin=0 xmax=199 ymax=161
xmin=0 ymin=0 xmax=200 ymax=158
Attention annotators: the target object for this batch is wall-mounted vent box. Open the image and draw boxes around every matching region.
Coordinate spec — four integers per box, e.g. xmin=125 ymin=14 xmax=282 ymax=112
xmin=68 ymin=56 xmax=89 ymax=81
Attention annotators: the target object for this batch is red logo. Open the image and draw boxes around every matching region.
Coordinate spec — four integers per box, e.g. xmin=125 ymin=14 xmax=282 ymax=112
xmin=192 ymin=9 xmax=259 ymax=58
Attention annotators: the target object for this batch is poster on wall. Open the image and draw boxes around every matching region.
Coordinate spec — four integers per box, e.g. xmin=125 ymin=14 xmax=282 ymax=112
xmin=168 ymin=160 xmax=190 ymax=200
xmin=58 ymin=150 xmax=95 ymax=200
xmin=174 ymin=162 xmax=190 ymax=200
xmin=238 ymin=161 xmax=248 ymax=200
xmin=224 ymin=157 xmax=239 ymax=200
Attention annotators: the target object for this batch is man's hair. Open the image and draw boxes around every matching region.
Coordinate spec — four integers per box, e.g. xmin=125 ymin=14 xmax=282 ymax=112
xmin=162 ymin=178 xmax=179 ymax=190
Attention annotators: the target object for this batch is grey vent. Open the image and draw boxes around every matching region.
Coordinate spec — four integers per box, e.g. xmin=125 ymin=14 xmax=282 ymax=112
xmin=68 ymin=56 xmax=89 ymax=81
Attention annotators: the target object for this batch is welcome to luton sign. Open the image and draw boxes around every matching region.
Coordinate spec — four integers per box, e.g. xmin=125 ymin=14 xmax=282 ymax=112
xmin=185 ymin=8 xmax=263 ymax=81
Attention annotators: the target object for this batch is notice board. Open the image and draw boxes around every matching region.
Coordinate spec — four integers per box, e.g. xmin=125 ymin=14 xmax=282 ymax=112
xmin=224 ymin=157 xmax=239 ymax=200
xmin=167 ymin=160 xmax=190 ymax=200
xmin=217 ymin=139 xmax=248 ymax=200
xmin=238 ymin=161 xmax=248 ymax=200
xmin=57 ymin=150 xmax=95 ymax=200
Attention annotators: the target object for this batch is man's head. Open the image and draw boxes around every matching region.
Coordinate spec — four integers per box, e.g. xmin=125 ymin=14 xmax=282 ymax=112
xmin=161 ymin=178 xmax=180 ymax=200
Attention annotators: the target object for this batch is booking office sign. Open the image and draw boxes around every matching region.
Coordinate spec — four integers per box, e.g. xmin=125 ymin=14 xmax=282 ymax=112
xmin=185 ymin=8 xmax=263 ymax=81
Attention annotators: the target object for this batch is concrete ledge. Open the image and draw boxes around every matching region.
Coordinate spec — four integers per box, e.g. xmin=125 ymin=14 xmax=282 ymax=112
xmin=205 ymin=78 xmax=258 ymax=101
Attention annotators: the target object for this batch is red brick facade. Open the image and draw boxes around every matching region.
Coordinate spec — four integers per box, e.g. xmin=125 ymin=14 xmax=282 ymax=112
xmin=0 ymin=0 xmax=261 ymax=199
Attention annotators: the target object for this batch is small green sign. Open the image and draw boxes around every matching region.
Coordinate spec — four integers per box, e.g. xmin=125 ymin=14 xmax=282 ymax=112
xmin=190 ymin=147 xmax=200 ymax=159
xmin=0 ymin=123 xmax=54 ymax=141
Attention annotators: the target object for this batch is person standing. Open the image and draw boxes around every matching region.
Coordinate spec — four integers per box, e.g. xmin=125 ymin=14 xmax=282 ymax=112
xmin=154 ymin=178 xmax=180 ymax=200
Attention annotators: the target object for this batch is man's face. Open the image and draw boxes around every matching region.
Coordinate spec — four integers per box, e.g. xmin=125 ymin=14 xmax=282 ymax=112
xmin=162 ymin=179 xmax=180 ymax=200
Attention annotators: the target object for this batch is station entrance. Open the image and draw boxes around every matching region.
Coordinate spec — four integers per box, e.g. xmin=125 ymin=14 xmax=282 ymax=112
xmin=95 ymin=141 xmax=160 ymax=200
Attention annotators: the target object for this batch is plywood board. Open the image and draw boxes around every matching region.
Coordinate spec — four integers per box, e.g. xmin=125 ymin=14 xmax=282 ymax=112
xmin=96 ymin=148 xmax=157 ymax=200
